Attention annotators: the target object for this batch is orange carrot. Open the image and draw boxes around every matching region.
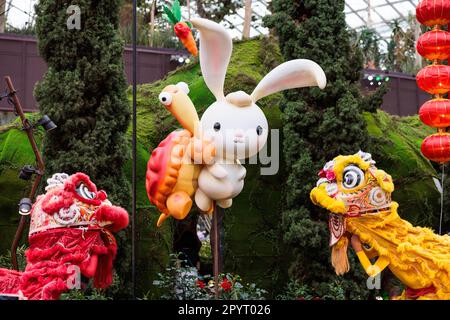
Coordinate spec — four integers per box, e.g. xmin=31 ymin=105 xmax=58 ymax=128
xmin=174 ymin=22 xmax=198 ymax=56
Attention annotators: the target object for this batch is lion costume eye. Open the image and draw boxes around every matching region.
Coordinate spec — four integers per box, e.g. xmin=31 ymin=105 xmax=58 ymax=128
xmin=342 ymin=165 xmax=364 ymax=189
xmin=76 ymin=183 xmax=96 ymax=200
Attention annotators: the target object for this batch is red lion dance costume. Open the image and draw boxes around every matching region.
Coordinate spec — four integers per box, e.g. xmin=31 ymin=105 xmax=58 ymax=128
xmin=0 ymin=173 xmax=129 ymax=300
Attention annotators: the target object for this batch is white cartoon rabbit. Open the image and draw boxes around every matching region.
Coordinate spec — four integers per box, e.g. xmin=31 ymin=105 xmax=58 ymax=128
xmin=190 ymin=18 xmax=327 ymax=212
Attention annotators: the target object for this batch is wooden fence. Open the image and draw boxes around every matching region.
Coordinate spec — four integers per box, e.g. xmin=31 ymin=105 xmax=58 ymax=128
xmin=0 ymin=33 xmax=184 ymax=112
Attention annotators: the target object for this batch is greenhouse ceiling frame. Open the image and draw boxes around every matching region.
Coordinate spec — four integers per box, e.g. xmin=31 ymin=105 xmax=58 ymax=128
xmin=345 ymin=0 xmax=419 ymax=40
xmin=6 ymin=0 xmax=420 ymax=41
xmin=191 ymin=0 xmax=420 ymax=40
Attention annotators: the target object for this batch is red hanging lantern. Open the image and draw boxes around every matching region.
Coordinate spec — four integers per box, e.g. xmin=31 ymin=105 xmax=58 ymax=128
xmin=416 ymin=0 xmax=450 ymax=164
xmin=419 ymin=99 xmax=450 ymax=128
xmin=417 ymin=30 xmax=450 ymax=61
xmin=416 ymin=0 xmax=450 ymax=27
xmin=416 ymin=65 xmax=450 ymax=95
xmin=421 ymin=133 xmax=450 ymax=163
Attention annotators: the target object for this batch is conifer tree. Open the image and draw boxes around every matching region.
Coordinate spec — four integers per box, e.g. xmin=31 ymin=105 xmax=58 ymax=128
xmin=264 ymin=0 xmax=382 ymax=298
xmin=34 ymin=0 xmax=131 ymax=207
xmin=34 ymin=0 xmax=131 ymax=297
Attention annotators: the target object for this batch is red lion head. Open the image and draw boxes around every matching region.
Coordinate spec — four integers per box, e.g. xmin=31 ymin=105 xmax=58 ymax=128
xmin=31 ymin=172 xmax=128 ymax=234
xmin=0 ymin=173 xmax=130 ymax=300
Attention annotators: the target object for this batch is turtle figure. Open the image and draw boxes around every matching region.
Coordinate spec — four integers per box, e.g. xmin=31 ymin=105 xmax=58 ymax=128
xmin=146 ymin=82 xmax=214 ymax=226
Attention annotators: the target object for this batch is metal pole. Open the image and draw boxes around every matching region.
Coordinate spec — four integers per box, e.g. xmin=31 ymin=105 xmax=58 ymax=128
xmin=131 ymin=0 xmax=137 ymax=300
xmin=0 ymin=0 xmax=6 ymax=33
xmin=242 ymin=0 xmax=252 ymax=40
xmin=414 ymin=19 xmax=422 ymax=70
xmin=211 ymin=205 xmax=224 ymax=299
xmin=367 ymin=0 xmax=373 ymax=28
xmin=149 ymin=0 xmax=156 ymax=47
xmin=5 ymin=76 xmax=45 ymax=270
xmin=187 ymin=0 xmax=191 ymax=20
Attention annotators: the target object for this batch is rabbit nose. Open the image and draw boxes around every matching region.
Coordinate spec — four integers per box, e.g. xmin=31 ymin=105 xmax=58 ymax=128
xmin=234 ymin=130 xmax=244 ymax=138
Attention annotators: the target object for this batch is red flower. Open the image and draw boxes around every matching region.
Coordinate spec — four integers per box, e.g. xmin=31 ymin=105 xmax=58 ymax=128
xmin=325 ymin=171 xmax=336 ymax=181
xmin=220 ymin=278 xmax=232 ymax=292
xmin=318 ymin=169 xmax=336 ymax=181
xmin=196 ymin=280 xmax=205 ymax=289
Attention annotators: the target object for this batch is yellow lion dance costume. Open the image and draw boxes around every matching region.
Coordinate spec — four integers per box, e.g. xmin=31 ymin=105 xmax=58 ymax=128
xmin=310 ymin=151 xmax=450 ymax=300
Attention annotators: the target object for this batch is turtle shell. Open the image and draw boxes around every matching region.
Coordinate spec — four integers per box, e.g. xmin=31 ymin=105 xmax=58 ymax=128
xmin=146 ymin=130 xmax=193 ymax=214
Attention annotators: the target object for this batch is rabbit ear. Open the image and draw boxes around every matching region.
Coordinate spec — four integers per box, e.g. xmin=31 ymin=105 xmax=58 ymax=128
xmin=251 ymin=59 xmax=327 ymax=102
xmin=191 ymin=18 xmax=232 ymax=101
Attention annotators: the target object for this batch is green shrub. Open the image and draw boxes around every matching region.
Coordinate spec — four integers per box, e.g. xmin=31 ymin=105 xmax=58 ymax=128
xmin=0 ymin=245 xmax=27 ymax=271
xmin=150 ymin=254 xmax=267 ymax=300
xmin=277 ymin=279 xmax=346 ymax=300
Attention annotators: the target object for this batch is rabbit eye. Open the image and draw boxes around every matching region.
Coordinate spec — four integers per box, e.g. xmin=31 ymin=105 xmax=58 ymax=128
xmin=213 ymin=122 xmax=221 ymax=131
xmin=256 ymin=125 xmax=263 ymax=136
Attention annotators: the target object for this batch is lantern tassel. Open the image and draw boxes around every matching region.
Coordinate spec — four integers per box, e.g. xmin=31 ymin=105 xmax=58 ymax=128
xmin=439 ymin=163 xmax=445 ymax=235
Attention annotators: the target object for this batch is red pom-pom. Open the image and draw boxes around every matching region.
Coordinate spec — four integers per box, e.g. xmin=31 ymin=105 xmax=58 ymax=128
xmin=95 ymin=205 xmax=129 ymax=232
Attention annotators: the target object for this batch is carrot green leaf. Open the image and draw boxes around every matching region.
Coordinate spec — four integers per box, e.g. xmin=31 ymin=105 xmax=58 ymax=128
xmin=163 ymin=5 xmax=178 ymax=24
xmin=172 ymin=0 xmax=182 ymax=22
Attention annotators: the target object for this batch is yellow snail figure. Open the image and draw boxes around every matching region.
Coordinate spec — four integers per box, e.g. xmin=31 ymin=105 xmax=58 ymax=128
xmin=146 ymin=82 xmax=215 ymax=227
xmin=310 ymin=151 xmax=450 ymax=300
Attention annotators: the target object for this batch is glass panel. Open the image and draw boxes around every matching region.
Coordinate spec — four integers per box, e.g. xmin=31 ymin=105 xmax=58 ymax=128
xmin=374 ymin=5 xmax=400 ymax=21
xmin=346 ymin=13 xmax=366 ymax=28
xmin=372 ymin=0 xmax=388 ymax=6
xmin=393 ymin=2 xmax=417 ymax=16
xmin=346 ymin=0 xmax=368 ymax=11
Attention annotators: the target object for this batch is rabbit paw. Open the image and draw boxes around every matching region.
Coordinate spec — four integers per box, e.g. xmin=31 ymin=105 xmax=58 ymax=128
xmin=189 ymin=137 xmax=216 ymax=165
xmin=208 ymin=163 xmax=228 ymax=179
xmin=217 ymin=198 xmax=232 ymax=208
xmin=195 ymin=188 xmax=213 ymax=213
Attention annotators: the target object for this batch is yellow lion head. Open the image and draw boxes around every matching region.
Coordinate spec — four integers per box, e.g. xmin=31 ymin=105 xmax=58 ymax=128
xmin=310 ymin=151 xmax=395 ymax=275
xmin=310 ymin=151 xmax=394 ymax=217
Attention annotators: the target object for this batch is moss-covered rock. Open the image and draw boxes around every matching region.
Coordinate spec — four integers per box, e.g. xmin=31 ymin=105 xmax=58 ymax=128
xmin=0 ymin=38 xmax=442 ymax=297
xmin=0 ymin=120 xmax=43 ymax=247
xmin=364 ymin=111 xmax=440 ymax=226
